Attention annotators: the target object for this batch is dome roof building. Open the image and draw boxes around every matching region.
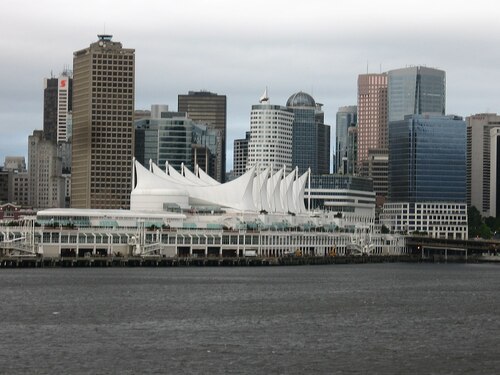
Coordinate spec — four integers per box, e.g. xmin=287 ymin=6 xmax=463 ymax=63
xmin=286 ymin=91 xmax=330 ymax=175
xmin=286 ymin=91 xmax=316 ymax=108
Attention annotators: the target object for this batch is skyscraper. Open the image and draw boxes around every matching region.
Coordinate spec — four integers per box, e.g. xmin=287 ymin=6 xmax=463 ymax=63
xmin=233 ymin=131 xmax=250 ymax=178
xmin=134 ymin=105 xmax=219 ymax=173
xmin=382 ymin=114 xmax=467 ymax=239
xmin=71 ymin=35 xmax=135 ymax=209
xmin=43 ymin=71 xmax=73 ymax=144
xmin=357 ymin=73 xmax=389 ymax=202
xmin=28 ymin=130 xmax=64 ymax=209
xmin=387 ymin=66 xmax=445 ymax=122
xmin=356 ymin=74 xmax=388 ymax=175
xmin=389 ymin=114 xmax=465 ymax=203
xmin=467 ymin=113 xmax=500 ymax=217
xmin=287 ymin=91 xmax=330 ymax=175
xmin=335 ymin=106 xmax=357 ymax=174
xmin=247 ymin=95 xmax=294 ymax=174
xmin=347 ymin=125 xmax=358 ymax=175
xmin=178 ymin=91 xmax=227 ymax=182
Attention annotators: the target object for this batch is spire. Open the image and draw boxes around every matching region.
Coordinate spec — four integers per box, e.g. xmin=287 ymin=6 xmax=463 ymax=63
xmin=259 ymin=87 xmax=269 ymax=103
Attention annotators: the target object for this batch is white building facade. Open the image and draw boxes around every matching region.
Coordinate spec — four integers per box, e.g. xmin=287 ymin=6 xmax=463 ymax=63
xmin=467 ymin=113 xmax=500 ymax=217
xmin=381 ymin=202 xmax=467 ymax=239
xmin=247 ymin=100 xmax=294 ymax=174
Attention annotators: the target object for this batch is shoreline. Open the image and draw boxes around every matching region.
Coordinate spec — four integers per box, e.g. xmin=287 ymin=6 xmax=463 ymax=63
xmin=1 ymin=254 xmax=497 ymax=268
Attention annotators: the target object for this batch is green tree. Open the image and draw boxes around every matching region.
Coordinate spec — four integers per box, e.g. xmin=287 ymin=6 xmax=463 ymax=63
xmin=479 ymin=223 xmax=492 ymax=239
xmin=468 ymin=206 xmax=483 ymax=238
xmin=485 ymin=216 xmax=500 ymax=234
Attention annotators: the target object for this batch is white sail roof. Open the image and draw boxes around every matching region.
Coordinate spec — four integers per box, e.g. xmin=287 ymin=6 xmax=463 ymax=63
xmin=293 ymin=170 xmax=309 ymax=214
xmin=132 ymin=160 xmax=308 ymax=214
xmin=182 ymin=164 xmax=210 ymax=186
xmin=253 ymin=167 xmax=270 ymax=211
xmin=197 ymin=165 xmax=220 ymax=186
xmin=132 ymin=160 xmax=256 ymax=211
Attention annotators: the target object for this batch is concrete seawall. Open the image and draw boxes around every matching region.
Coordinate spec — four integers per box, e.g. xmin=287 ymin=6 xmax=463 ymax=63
xmin=0 ymin=254 xmax=428 ymax=268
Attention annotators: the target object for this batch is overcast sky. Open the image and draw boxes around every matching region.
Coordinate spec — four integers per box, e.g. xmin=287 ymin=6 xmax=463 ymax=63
xmin=1 ymin=0 xmax=500 ymax=171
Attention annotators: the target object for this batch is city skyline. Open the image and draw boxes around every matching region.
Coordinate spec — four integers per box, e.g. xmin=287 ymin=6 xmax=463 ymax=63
xmin=1 ymin=0 xmax=500 ymax=170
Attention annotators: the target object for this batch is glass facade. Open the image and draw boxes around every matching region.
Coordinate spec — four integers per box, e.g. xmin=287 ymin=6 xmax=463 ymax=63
xmin=135 ymin=113 xmax=218 ymax=173
xmin=310 ymin=174 xmax=373 ymax=192
xmin=287 ymin=92 xmax=330 ymax=175
xmin=291 ymin=108 xmax=317 ymax=174
xmin=389 ymin=114 xmax=466 ymax=203
xmin=388 ymin=66 xmax=446 ymax=123
xmin=178 ymin=91 xmax=227 ymax=182
xmin=335 ymin=106 xmax=357 ymax=174
xmin=233 ymin=132 xmax=250 ymax=178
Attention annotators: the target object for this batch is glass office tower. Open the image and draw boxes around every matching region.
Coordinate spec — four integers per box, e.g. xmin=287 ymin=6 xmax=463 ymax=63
xmin=389 ymin=114 xmax=466 ymax=203
xmin=335 ymin=106 xmax=357 ymax=174
xmin=135 ymin=109 xmax=219 ymax=173
xmin=388 ymin=66 xmax=445 ymax=123
xmin=287 ymin=92 xmax=330 ymax=175
xmin=178 ymin=91 xmax=227 ymax=182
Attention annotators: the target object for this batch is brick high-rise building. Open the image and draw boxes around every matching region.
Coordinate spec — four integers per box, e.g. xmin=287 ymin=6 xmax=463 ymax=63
xmin=357 ymin=74 xmax=388 ymax=176
xmin=71 ymin=35 xmax=135 ymax=209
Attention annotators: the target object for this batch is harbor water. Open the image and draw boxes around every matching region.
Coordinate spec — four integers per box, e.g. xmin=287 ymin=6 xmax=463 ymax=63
xmin=1 ymin=263 xmax=499 ymax=374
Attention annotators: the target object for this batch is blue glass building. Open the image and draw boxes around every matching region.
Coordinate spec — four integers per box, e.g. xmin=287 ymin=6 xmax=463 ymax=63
xmin=388 ymin=114 xmax=466 ymax=203
xmin=287 ymin=92 xmax=330 ymax=175
xmin=388 ymin=66 xmax=446 ymax=123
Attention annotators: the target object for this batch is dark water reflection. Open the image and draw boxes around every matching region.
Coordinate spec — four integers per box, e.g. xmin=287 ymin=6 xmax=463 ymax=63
xmin=0 ymin=263 xmax=499 ymax=374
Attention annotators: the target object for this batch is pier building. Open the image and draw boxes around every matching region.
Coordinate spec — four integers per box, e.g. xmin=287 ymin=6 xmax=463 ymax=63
xmin=0 ymin=161 xmax=406 ymax=259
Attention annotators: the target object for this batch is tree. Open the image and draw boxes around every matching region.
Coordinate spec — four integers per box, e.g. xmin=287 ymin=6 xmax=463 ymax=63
xmin=485 ymin=216 xmax=500 ymax=234
xmin=479 ymin=223 xmax=492 ymax=239
xmin=468 ymin=206 xmax=483 ymax=238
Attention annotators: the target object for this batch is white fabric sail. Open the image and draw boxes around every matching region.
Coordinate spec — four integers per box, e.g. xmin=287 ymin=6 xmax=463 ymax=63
xmin=182 ymin=164 xmax=210 ymax=186
xmin=253 ymin=167 xmax=270 ymax=211
xmin=280 ymin=169 xmax=296 ymax=213
xmin=197 ymin=165 xmax=220 ymax=186
xmin=267 ymin=168 xmax=284 ymax=213
xmin=293 ymin=170 xmax=309 ymax=214
xmin=133 ymin=160 xmax=256 ymax=211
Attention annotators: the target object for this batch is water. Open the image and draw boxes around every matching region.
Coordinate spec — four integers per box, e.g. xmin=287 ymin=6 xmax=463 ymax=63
xmin=0 ymin=263 xmax=499 ymax=374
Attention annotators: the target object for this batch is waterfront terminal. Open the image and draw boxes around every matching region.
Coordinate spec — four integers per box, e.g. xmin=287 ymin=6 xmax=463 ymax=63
xmin=2 ymin=160 xmax=409 ymax=264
